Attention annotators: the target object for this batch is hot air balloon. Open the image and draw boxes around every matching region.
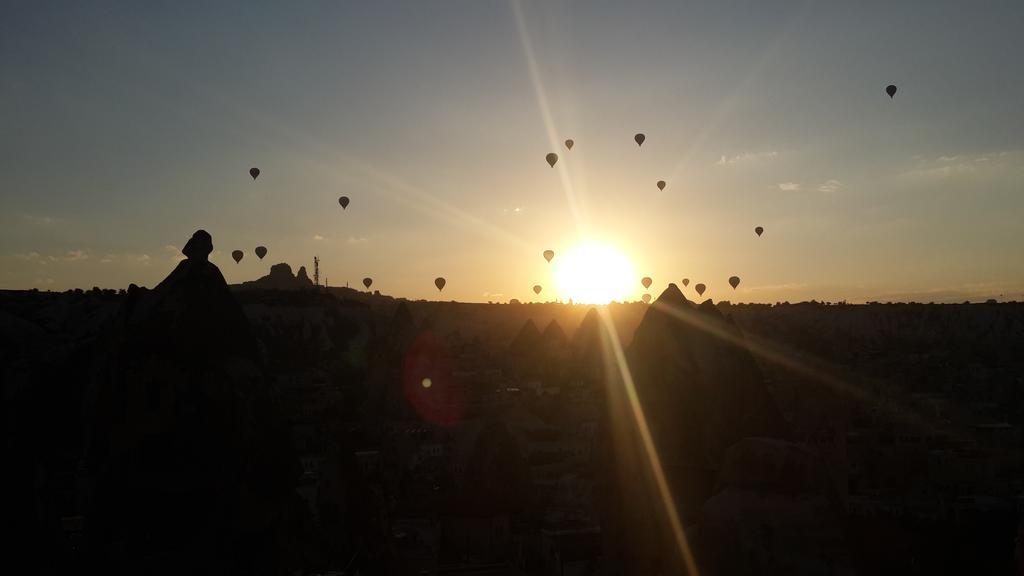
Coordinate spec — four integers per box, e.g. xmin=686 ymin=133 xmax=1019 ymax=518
xmin=641 ymin=277 xmax=652 ymax=289
xmin=564 ymin=139 xmax=574 ymax=150
xmin=362 ymin=277 xmax=373 ymax=289
xmin=232 ymin=250 xmax=243 ymax=263
xmin=533 ymin=285 xmax=542 ymax=295
xmin=255 ymin=246 xmax=267 ymax=259
xmin=695 ymin=283 xmax=706 ymax=296
xmin=249 ymin=167 xmax=260 ymax=180
xmin=729 ymin=276 xmax=740 ymax=289
xmin=682 ymin=278 xmax=690 ymax=287
xmin=634 ymin=133 xmax=645 ymax=147
xmin=755 ymin=226 xmax=764 ymax=237
xmin=543 ymin=250 xmax=555 ymax=263
xmin=339 ymin=196 xmax=350 ymax=209
xmin=886 ymin=84 xmax=897 ymax=99
xmin=434 ymin=277 xmax=446 ymax=291
xmin=546 ymin=153 xmax=558 ymax=167
xmin=642 ymin=294 xmax=651 ymax=304
xmin=657 ymin=180 xmax=666 ymax=191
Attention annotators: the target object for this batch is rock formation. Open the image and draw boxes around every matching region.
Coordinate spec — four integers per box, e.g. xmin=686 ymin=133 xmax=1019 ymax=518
xmin=509 ymin=318 xmax=541 ymax=356
xmin=540 ymin=318 xmax=568 ymax=349
xmin=599 ymin=283 xmax=791 ymax=573
xmin=87 ymin=230 xmax=293 ymax=574
xmin=699 ymin=438 xmax=848 ymax=574
xmin=236 ymin=262 xmax=314 ymax=291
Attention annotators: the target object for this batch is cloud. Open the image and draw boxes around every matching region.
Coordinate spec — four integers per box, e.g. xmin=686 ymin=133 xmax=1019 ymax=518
xmin=100 ymin=255 xmax=114 ymax=264
xmin=346 ymin=236 xmax=368 ymax=244
xmin=164 ymin=244 xmax=185 ymax=262
xmin=13 ymin=252 xmax=42 ymax=262
xmin=137 ymin=254 xmax=151 ymax=264
xmin=817 ymin=179 xmax=841 ymax=193
xmin=313 ymin=234 xmax=326 ymax=241
xmin=21 ymin=214 xmax=54 ymax=226
xmin=899 ymin=151 xmax=1019 ymax=180
xmin=17 ymin=250 xmax=90 ymax=262
xmin=868 ymin=281 xmax=1022 ymax=303
xmin=744 ymin=282 xmax=809 ymax=292
xmin=716 ymin=151 xmax=778 ymax=165
xmin=908 ymin=164 xmax=978 ymax=179
xmin=774 ymin=178 xmax=841 ymax=193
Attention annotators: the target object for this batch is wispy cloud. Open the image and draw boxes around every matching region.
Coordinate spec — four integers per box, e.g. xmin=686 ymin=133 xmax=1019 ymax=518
xmin=137 ymin=254 xmax=151 ymax=264
xmin=817 ymin=179 xmax=841 ymax=193
xmin=21 ymin=214 xmax=55 ymax=226
xmin=744 ymin=282 xmax=809 ymax=292
xmin=347 ymin=236 xmax=368 ymax=244
xmin=313 ymin=234 xmax=326 ymax=241
xmin=867 ymin=281 xmax=1022 ymax=303
xmin=899 ymin=151 xmax=1018 ymax=180
xmin=13 ymin=252 xmax=43 ymax=262
xmin=164 ymin=244 xmax=185 ymax=262
xmin=777 ymin=182 xmax=800 ymax=191
xmin=16 ymin=250 xmax=92 ymax=262
xmin=716 ymin=151 xmax=778 ymax=166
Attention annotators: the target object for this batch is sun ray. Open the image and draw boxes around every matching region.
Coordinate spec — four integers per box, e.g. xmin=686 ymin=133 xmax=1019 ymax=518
xmin=595 ymin=307 xmax=701 ymax=575
xmin=511 ymin=0 xmax=589 ymax=235
xmin=650 ymin=297 xmax=956 ymax=439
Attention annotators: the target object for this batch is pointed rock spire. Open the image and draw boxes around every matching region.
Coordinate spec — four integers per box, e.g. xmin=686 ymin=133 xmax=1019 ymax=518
xmin=541 ymin=319 xmax=568 ymax=348
xmin=510 ymin=318 xmax=542 ymax=355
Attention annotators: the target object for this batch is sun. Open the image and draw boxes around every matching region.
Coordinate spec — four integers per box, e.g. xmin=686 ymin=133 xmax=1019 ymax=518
xmin=553 ymin=242 xmax=636 ymax=304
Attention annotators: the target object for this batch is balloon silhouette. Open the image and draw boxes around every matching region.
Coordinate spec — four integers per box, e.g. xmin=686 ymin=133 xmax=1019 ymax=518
xmin=682 ymin=278 xmax=690 ymax=287
xmin=339 ymin=196 xmax=350 ymax=209
xmin=231 ymin=250 xmax=243 ymax=263
xmin=886 ymin=84 xmax=897 ymax=99
xmin=657 ymin=180 xmax=666 ymax=191
xmin=533 ymin=285 xmax=542 ymax=295
xmin=255 ymin=246 xmax=267 ymax=259
xmin=634 ymin=133 xmax=645 ymax=147
xmin=362 ymin=277 xmax=372 ymax=289
xmin=729 ymin=276 xmax=740 ymax=289
xmin=249 ymin=167 xmax=260 ymax=180
xmin=546 ymin=153 xmax=558 ymax=167
xmin=641 ymin=294 xmax=651 ymax=304
xmin=434 ymin=277 xmax=446 ymax=291
xmin=564 ymin=139 xmax=574 ymax=150
xmin=695 ymin=283 xmax=706 ymax=296
xmin=543 ymin=250 xmax=554 ymax=263
xmin=755 ymin=226 xmax=764 ymax=237
xmin=641 ymin=277 xmax=652 ymax=289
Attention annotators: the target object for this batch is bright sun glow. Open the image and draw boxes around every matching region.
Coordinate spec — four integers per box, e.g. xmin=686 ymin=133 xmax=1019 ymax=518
xmin=553 ymin=242 xmax=636 ymax=304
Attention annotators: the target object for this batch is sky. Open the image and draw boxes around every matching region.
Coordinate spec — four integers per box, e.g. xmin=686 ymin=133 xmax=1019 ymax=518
xmin=2 ymin=0 xmax=1023 ymax=303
